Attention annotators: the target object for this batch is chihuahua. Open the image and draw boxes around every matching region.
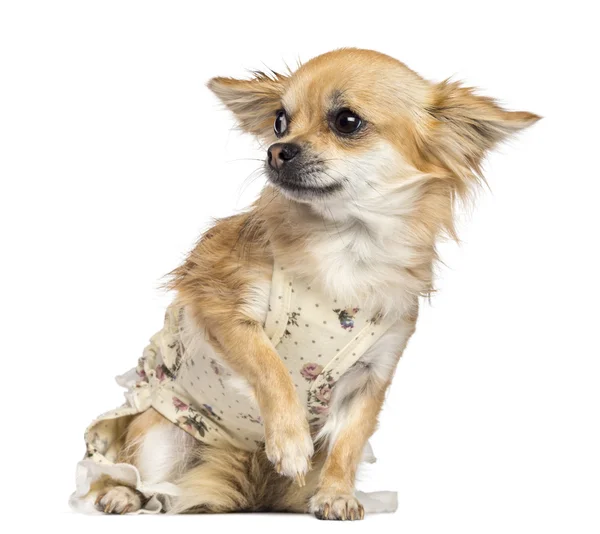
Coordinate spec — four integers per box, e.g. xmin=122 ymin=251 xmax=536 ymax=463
xmin=70 ymin=48 xmax=538 ymax=520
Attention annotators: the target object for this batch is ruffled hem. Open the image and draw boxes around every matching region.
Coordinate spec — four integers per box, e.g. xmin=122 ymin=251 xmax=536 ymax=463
xmin=70 ymin=457 xmax=398 ymax=515
xmin=69 ymin=459 xmax=179 ymax=514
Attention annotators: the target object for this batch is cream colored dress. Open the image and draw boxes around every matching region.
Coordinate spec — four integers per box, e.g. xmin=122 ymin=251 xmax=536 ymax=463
xmin=70 ymin=261 xmax=398 ymax=514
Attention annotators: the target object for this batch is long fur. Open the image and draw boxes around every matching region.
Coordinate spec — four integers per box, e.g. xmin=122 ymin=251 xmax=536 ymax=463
xmin=89 ymin=48 xmax=538 ymax=519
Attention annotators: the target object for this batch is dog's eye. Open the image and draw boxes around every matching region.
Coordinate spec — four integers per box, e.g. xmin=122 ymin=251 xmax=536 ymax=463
xmin=334 ymin=109 xmax=362 ymax=135
xmin=274 ymin=110 xmax=288 ymax=138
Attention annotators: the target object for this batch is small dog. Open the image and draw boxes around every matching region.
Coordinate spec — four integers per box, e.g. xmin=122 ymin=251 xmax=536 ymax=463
xmin=70 ymin=48 xmax=538 ymax=520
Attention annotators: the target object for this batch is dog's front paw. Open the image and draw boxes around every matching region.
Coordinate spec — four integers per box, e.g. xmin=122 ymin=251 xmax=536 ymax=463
xmin=265 ymin=409 xmax=314 ymax=485
xmin=95 ymin=485 xmax=143 ymax=514
xmin=310 ymin=490 xmax=365 ymax=521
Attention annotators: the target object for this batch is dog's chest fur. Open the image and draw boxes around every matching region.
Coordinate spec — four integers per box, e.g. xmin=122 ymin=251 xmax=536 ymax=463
xmin=185 ymin=234 xmax=418 ymax=439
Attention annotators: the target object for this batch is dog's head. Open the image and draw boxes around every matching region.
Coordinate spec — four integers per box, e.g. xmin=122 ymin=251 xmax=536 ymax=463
xmin=209 ymin=48 xmax=539 ymax=207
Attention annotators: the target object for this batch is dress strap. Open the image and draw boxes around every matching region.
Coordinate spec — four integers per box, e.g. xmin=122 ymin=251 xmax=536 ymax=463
xmin=264 ymin=260 xmax=294 ymax=346
xmin=308 ymin=313 xmax=397 ymax=412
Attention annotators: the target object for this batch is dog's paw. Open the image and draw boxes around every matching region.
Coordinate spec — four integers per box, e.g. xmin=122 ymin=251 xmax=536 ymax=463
xmin=265 ymin=410 xmax=314 ymax=485
xmin=95 ymin=485 xmax=143 ymax=514
xmin=310 ymin=490 xmax=365 ymax=521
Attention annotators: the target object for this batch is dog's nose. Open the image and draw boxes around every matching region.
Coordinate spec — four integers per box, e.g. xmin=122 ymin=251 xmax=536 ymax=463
xmin=268 ymin=143 xmax=300 ymax=170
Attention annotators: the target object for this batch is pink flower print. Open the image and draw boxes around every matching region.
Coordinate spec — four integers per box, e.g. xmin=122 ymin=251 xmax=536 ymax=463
xmin=300 ymin=362 xmax=324 ymax=381
xmin=156 ymin=365 xmax=166 ymax=382
xmin=136 ymin=355 xmax=151 ymax=384
xmin=310 ymin=404 xmax=330 ymax=415
xmin=315 ymin=383 xmax=333 ymax=404
xmin=172 ymin=396 xmax=189 ymax=412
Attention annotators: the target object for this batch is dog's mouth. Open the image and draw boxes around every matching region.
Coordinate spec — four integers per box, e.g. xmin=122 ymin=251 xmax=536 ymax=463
xmin=265 ymin=165 xmax=343 ymax=200
xmin=272 ymin=177 xmax=343 ymax=196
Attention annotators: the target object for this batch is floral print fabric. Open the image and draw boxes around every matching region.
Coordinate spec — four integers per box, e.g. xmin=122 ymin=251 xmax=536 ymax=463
xmin=78 ymin=261 xmax=396 ymax=488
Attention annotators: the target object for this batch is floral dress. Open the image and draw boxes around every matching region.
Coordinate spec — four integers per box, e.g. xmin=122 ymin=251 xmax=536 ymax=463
xmin=70 ymin=261 xmax=397 ymax=514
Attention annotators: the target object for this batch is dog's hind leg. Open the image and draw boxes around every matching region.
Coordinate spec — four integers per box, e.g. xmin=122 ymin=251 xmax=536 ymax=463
xmin=94 ymin=483 xmax=145 ymax=515
xmin=93 ymin=408 xmax=198 ymax=514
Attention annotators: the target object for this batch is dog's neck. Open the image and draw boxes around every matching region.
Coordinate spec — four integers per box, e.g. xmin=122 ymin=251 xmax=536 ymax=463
xmin=255 ymin=181 xmax=446 ymax=318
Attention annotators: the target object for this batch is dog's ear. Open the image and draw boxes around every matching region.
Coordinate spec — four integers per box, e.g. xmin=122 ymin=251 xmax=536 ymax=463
xmin=208 ymin=71 xmax=287 ymax=139
xmin=423 ymin=80 xmax=540 ymax=185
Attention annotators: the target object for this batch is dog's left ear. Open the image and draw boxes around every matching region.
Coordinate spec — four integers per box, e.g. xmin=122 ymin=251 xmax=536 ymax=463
xmin=208 ymin=72 xmax=287 ymax=139
xmin=424 ymin=80 xmax=540 ymax=182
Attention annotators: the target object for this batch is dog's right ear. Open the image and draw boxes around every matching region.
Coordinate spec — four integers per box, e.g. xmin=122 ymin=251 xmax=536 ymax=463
xmin=208 ymin=72 xmax=287 ymax=139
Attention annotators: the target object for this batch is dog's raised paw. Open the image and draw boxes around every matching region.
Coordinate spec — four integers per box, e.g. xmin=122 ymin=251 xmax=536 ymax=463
xmin=265 ymin=412 xmax=314 ymax=483
xmin=310 ymin=491 xmax=365 ymax=521
xmin=95 ymin=485 xmax=143 ymax=514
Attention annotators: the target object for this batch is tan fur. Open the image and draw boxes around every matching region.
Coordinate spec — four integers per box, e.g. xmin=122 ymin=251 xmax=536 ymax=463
xmin=172 ymin=445 xmax=326 ymax=513
xmin=117 ymin=407 xmax=169 ymax=465
xmin=90 ymin=48 xmax=538 ymax=519
xmin=97 ymin=408 xmax=324 ymax=514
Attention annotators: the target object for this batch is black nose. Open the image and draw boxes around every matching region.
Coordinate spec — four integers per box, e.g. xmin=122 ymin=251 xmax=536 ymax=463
xmin=268 ymin=143 xmax=300 ymax=170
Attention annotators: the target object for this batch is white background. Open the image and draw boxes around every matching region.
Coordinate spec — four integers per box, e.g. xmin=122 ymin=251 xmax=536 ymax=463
xmin=1 ymin=1 xmax=598 ymax=533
